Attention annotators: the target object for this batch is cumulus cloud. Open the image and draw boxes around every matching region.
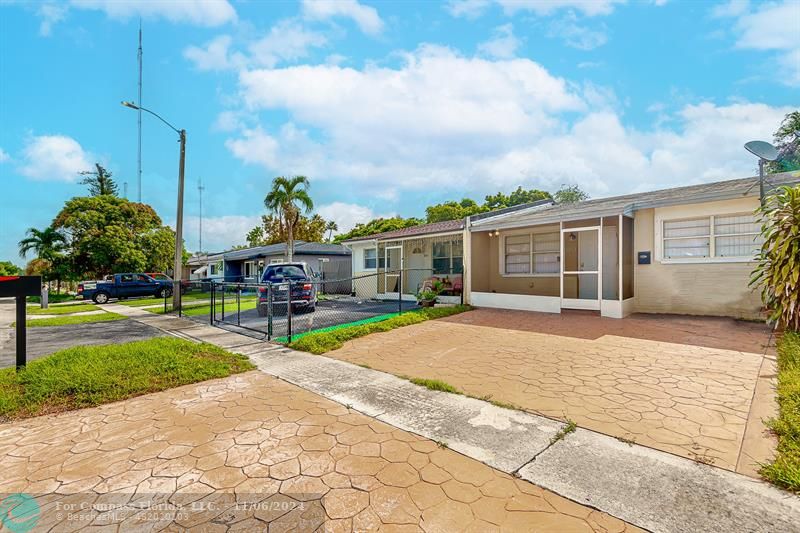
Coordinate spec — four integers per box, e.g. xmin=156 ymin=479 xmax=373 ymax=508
xmin=37 ymin=2 xmax=68 ymax=36
xmin=177 ymin=215 xmax=261 ymax=252
xmin=301 ymin=0 xmax=384 ymax=35
xmin=223 ymin=45 xmax=791 ymax=202
xmin=184 ymin=35 xmax=246 ymax=71
xmin=68 ymin=0 xmax=236 ymax=26
xmin=477 ymin=24 xmax=521 ymax=59
xmin=447 ymin=0 xmax=625 ymax=18
xmin=317 ymin=202 xmax=396 ymax=234
xmin=548 ymin=13 xmax=608 ymax=50
xmin=0 ymin=148 xmax=10 ymax=163
xmin=715 ymin=0 xmax=800 ymax=86
xmin=248 ymin=20 xmax=328 ymax=68
xmin=17 ymin=135 xmax=93 ymax=182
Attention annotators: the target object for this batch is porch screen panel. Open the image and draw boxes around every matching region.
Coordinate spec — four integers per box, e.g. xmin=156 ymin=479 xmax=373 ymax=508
xmin=432 ymin=241 xmax=451 ymax=275
xmin=505 ymin=235 xmax=530 ymax=274
xmin=452 ymin=239 xmax=464 ymax=274
xmin=532 ymin=233 xmax=559 ymax=274
xmin=714 ymin=214 xmax=761 ymax=258
xmin=663 ymin=218 xmax=710 ymax=258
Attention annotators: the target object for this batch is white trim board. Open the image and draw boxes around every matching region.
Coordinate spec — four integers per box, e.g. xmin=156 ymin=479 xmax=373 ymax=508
xmin=471 ymin=292 xmax=561 ymax=313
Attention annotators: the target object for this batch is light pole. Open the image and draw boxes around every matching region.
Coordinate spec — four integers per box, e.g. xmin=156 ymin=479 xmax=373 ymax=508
xmin=122 ymin=101 xmax=186 ymax=311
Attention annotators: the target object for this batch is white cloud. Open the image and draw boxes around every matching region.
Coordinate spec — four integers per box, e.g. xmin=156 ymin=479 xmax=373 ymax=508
xmin=0 ymin=148 xmax=9 ymax=163
xmin=716 ymin=0 xmax=800 ymax=86
xmin=183 ymin=35 xmax=245 ymax=72
xmin=478 ymin=24 xmax=521 ymax=59
xmin=316 ymin=202 xmax=395 ymax=234
xmin=548 ymin=13 xmax=608 ymax=50
xmin=248 ymin=20 xmax=328 ymax=68
xmin=17 ymin=135 xmax=93 ymax=182
xmin=301 ymin=0 xmax=384 ymax=35
xmin=222 ymin=45 xmax=792 ymax=202
xmin=179 ymin=215 xmax=261 ymax=252
xmin=37 ymin=2 xmax=68 ymax=36
xmin=448 ymin=0 xmax=625 ymax=18
xmin=68 ymin=0 xmax=236 ymax=26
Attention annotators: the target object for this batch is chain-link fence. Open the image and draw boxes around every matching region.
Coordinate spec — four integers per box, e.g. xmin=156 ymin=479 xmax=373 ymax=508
xmin=180 ymin=268 xmax=463 ymax=343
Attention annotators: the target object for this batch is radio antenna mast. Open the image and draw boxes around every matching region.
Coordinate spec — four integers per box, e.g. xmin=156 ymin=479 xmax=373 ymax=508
xmin=137 ymin=19 xmax=143 ymax=202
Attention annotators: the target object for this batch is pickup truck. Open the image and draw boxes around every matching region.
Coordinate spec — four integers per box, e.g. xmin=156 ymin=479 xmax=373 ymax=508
xmin=78 ymin=273 xmax=172 ymax=304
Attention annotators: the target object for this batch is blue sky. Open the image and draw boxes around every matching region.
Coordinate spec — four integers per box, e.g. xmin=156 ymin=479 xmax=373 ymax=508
xmin=1 ymin=0 xmax=798 ymax=264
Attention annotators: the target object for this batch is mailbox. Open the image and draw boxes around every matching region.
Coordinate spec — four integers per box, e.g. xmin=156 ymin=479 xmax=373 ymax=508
xmin=637 ymin=251 xmax=651 ymax=265
xmin=0 ymin=275 xmax=41 ymax=370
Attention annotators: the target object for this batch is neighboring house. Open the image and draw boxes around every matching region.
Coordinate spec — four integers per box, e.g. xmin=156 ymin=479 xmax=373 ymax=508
xmin=221 ymin=241 xmax=351 ymax=289
xmin=466 ymin=171 xmax=800 ymax=319
xmin=342 ymin=199 xmax=553 ymax=302
xmin=186 ymin=252 xmax=225 ymax=281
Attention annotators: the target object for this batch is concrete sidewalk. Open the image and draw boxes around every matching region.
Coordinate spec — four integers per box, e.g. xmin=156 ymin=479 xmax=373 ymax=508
xmin=103 ymin=303 xmax=800 ymax=533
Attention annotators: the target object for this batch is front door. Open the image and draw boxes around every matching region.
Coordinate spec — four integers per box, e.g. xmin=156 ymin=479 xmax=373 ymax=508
xmin=561 ymin=228 xmax=601 ymax=310
xmin=384 ymin=246 xmax=402 ymax=295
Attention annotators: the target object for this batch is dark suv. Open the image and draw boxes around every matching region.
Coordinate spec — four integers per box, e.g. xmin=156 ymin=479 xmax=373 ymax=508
xmin=257 ymin=262 xmax=317 ymax=317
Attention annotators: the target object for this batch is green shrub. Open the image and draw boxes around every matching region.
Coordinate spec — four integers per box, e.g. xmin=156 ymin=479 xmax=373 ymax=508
xmin=762 ymin=331 xmax=800 ymax=492
xmin=289 ymin=305 xmax=471 ymax=354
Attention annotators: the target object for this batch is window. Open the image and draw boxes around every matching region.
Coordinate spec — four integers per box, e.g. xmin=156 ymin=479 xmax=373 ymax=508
xmin=120 ymin=274 xmax=134 ymax=283
xmin=244 ymin=261 xmax=257 ymax=278
xmin=363 ymin=248 xmax=377 ymax=269
xmin=432 ymin=240 xmax=463 ymax=275
xmin=662 ymin=213 xmax=761 ymax=260
xmin=503 ymin=232 xmax=559 ymax=275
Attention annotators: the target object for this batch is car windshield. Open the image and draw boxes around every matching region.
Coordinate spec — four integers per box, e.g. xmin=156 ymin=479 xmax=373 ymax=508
xmin=152 ymin=274 xmax=169 ymax=280
xmin=263 ymin=265 xmax=306 ymax=281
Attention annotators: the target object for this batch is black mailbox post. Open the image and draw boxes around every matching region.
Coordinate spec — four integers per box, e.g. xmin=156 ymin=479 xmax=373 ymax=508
xmin=0 ymin=276 xmax=41 ymax=370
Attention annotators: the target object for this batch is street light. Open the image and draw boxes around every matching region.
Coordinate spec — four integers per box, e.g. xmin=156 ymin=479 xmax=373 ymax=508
xmin=122 ymin=101 xmax=186 ymax=311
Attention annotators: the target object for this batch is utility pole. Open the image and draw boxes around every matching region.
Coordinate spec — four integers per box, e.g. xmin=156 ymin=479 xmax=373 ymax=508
xmin=137 ymin=20 xmax=143 ymax=202
xmin=174 ymin=129 xmax=186 ymax=311
xmin=198 ymin=178 xmax=205 ymax=253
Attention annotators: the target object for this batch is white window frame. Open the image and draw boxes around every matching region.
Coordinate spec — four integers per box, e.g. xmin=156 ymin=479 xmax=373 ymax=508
xmin=432 ymin=239 xmax=463 ymax=275
xmin=658 ymin=212 xmax=762 ymax=264
xmin=500 ymin=229 xmax=561 ymax=278
xmin=363 ymin=247 xmax=377 ymax=270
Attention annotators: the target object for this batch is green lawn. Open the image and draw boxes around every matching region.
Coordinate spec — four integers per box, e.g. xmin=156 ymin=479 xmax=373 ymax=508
xmin=117 ymin=291 xmax=215 ymax=307
xmin=148 ymin=297 xmax=258 ymax=317
xmin=27 ymin=303 xmax=99 ymax=315
xmin=27 ymin=293 xmax=78 ymax=304
xmin=762 ymin=331 xmax=800 ymax=493
xmin=22 ymin=312 xmax=126 ymax=328
xmin=289 ymin=305 xmax=472 ymax=354
xmin=0 ymin=337 xmax=254 ymax=420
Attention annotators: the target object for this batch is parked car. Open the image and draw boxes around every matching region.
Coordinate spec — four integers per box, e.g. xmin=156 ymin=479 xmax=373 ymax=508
xmin=78 ymin=273 xmax=172 ymax=304
xmin=257 ymin=262 xmax=318 ymax=317
xmin=146 ymin=272 xmax=190 ymax=293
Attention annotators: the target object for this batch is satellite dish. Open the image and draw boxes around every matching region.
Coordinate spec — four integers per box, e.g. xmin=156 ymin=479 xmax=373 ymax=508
xmin=744 ymin=140 xmax=779 ymax=161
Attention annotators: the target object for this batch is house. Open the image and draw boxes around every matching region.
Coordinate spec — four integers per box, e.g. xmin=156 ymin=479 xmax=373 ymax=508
xmin=186 ymin=252 xmax=225 ymax=281
xmin=342 ymin=199 xmax=553 ymax=302
xmin=221 ymin=241 xmax=351 ymax=286
xmin=465 ymin=171 xmax=800 ymax=319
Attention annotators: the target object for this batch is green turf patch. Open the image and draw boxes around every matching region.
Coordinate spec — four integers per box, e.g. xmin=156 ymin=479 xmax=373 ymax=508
xmin=27 ymin=303 xmax=99 ymax=315
xmin=288 ymin=305 xmax=471 ymax=354
xmin=0 ymin=337 xmax=254 ymax=420
xmin=22 ymin=312 xmax=127 ymax=328
xmin=761 ymin=331 xmax=800 ymax=493
xmin=149 ymin=298 xmax=259 ymax=317
xmin=274 ymin=312 xmax=402 ymax=343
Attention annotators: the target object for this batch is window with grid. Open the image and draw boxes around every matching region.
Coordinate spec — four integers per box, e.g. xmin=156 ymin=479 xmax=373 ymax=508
xmin=663 ymin=214 xmax=761 ymax=260
xmin=504 ymin=235 xmax=531 ymax=274
xmin=451 ymin=240 xmax=463 ymax=274
xmin=432 ymin=241 xmax=451 ymax=274
xmin=363 ymin=248 xmax=377 ymax=269
xmin=532 ymin=232 xmax=559 ymax=273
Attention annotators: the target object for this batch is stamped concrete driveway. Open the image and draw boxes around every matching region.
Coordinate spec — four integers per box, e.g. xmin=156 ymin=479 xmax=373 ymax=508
xmin=324 ymin=308 xmax=777 ymax=476
xmin=0 ymin=371 xmax=639 ymax=532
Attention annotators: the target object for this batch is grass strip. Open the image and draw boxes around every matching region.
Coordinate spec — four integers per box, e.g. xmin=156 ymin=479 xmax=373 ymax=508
xmin=274 ymin=312 xmax=403 ymax=343
xmin=761 ymin=331 xmax=800 ymax=493
xmin=117 ymin=292 xmax=219 ymax=307
xmin=28 ymin=303 xmax=99 ymax=316
xmin=288 ymin=305 xmax=471 ymax=354
xmin=0 ymin=337 xmax=254 ymax=420
xmin=21 ymin=312 xmax=127 ymax=328
xmin=27 ymin=294 xmax=78 ymax=304
xmin=150 ymin=298 xmax=260 ymax=317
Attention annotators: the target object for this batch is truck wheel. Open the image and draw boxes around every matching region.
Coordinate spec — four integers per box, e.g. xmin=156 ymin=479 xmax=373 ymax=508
xmin=158 ymin=288 xmax=172 ymax=299
xmin=93 ymin=292 xmax=110 ymax=304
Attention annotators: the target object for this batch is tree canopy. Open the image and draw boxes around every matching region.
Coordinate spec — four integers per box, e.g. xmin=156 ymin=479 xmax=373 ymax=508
xmin=768 ymin=110 xmax=800 ymax=174
xmin=554 ymin=184 xmax=589 ymax=204
xmin=79 ymin=163 xmax=119 ymax=196
xmin=334 ymin=217 xmax=424 ymax=243
xmin=52 ymin=195 xmax=183 ymax=278
xmin=264 ymin=176 xmax=314 ymax=261
xmin=0 ymin=261 xmax=21 ymax=276
xmin=246 ymin=214 xmax=327 ymax=247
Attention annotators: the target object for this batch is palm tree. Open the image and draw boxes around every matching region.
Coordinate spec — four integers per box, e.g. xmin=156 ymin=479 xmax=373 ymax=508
xmin=264 ymin=176 xmax=314 ymax=262
xmin=18 ymin=226 xmax=67 ymax=292
xmin=325 ymin=220 xmax=338 ymax=242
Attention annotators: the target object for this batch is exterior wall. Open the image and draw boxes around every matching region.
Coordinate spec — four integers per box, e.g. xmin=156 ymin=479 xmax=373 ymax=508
xmin=348 ymin=241 xmax=378 ymax=298
xmin=633 ymin=198 xmax=762 ymax=319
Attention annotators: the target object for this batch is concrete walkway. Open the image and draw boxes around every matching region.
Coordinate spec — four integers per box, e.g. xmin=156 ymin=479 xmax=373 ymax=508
xmin=103 ymin=303 xmax=800 ymax=533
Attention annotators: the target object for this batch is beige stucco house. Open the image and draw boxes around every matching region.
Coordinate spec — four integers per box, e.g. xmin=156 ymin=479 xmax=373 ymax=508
xmin=344 ymin=172 xmax=798 ymax=319
xmin=467 ymin=172 xmax=799 ymax=319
